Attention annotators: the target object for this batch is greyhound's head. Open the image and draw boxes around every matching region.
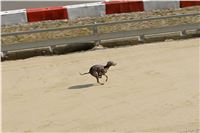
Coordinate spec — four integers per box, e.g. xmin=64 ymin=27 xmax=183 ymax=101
xmin=107 ymin=61 xmax=117 ymax=67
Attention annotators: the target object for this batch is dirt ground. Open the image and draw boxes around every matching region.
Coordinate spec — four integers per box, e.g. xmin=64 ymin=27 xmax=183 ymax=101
xmin=2 ymin=38 xmax=199 ymax=132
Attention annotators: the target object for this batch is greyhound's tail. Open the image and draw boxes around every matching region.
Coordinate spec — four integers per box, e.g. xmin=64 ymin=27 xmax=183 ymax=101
xmin=79 ymin=72 xmax=90 ymax=75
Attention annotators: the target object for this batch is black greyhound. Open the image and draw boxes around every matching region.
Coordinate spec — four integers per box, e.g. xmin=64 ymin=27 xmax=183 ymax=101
xmin=80 ymin=61 xmax=117 ymax=85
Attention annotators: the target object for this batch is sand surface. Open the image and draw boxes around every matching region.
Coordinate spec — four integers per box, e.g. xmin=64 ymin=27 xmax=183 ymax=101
xmin=2 ymin=38 xmax=199 ymax=132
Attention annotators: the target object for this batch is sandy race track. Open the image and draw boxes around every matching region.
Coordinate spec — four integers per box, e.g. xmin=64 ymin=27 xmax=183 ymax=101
xmin=2 ymin=38 xmax=199 ymax=132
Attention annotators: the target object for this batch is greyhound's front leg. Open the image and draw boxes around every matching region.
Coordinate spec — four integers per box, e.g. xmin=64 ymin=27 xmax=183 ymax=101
xmin=104 ymin=74 xmax=108 ymax=82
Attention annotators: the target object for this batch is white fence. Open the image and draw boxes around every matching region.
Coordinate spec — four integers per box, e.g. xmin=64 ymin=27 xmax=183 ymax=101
xmin=143 ymin=0 xmax=180 ymax=11
xmin=1 ymin=9 xmax=28 ymax=25
xmin=65 ymin=2 xmax=106 ymax=20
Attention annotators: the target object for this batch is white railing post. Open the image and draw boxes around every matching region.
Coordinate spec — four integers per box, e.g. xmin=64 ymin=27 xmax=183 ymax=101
xmin=180 ymin=30 xmax=187 ymax=37
xmin=93 ymin=22 xmax=101 ymax=47
xmin=138 ymin=35 xmax=145 ymax=42
xmin=1 ymin=51 xmax=8 ymax=58
xmin=48 ymin=46 xmax=55 ymax=54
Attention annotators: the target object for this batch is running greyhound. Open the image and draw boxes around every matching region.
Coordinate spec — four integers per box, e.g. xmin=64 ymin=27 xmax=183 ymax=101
xmin=80 ymin=61 xmax=117 ymax=85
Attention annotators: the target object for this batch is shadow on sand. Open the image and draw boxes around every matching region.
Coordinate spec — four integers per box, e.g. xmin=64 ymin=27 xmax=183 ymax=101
xmin=68 ymin=83 xmax=96 ymax=89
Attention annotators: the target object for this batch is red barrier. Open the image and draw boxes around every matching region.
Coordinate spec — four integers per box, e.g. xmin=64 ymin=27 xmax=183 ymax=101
xmin=27 ymin=6 xmax=68 ymax=22
xmin=105 ymin=1 xmax=144 ymax=14
xmin=180 ymin=1 xmax=200 ymax=8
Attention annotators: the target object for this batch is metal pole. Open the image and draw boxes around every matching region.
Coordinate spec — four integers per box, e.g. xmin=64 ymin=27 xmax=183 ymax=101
xmin=93 ymin=22 xmax=101 ymax=47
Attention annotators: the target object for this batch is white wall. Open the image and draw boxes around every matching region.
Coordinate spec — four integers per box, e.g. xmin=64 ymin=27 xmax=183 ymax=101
xmin=65 ymin=2 xmax=105 ymax=20
xmin=1 ymin=9 xmax=28 ymax=25
xmin=143 ymin=0 xmax=180 ymax=11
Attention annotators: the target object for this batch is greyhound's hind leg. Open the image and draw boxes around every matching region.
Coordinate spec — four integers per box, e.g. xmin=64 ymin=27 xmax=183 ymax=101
xmin=92 ymin=72 xmax=104 ymax=85
xmin=96 ymin=77 xmax=104 ymax=85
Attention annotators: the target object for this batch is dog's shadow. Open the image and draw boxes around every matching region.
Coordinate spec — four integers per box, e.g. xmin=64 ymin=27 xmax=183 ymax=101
xmin=68 ymin=83 xmax=97 ymax=89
